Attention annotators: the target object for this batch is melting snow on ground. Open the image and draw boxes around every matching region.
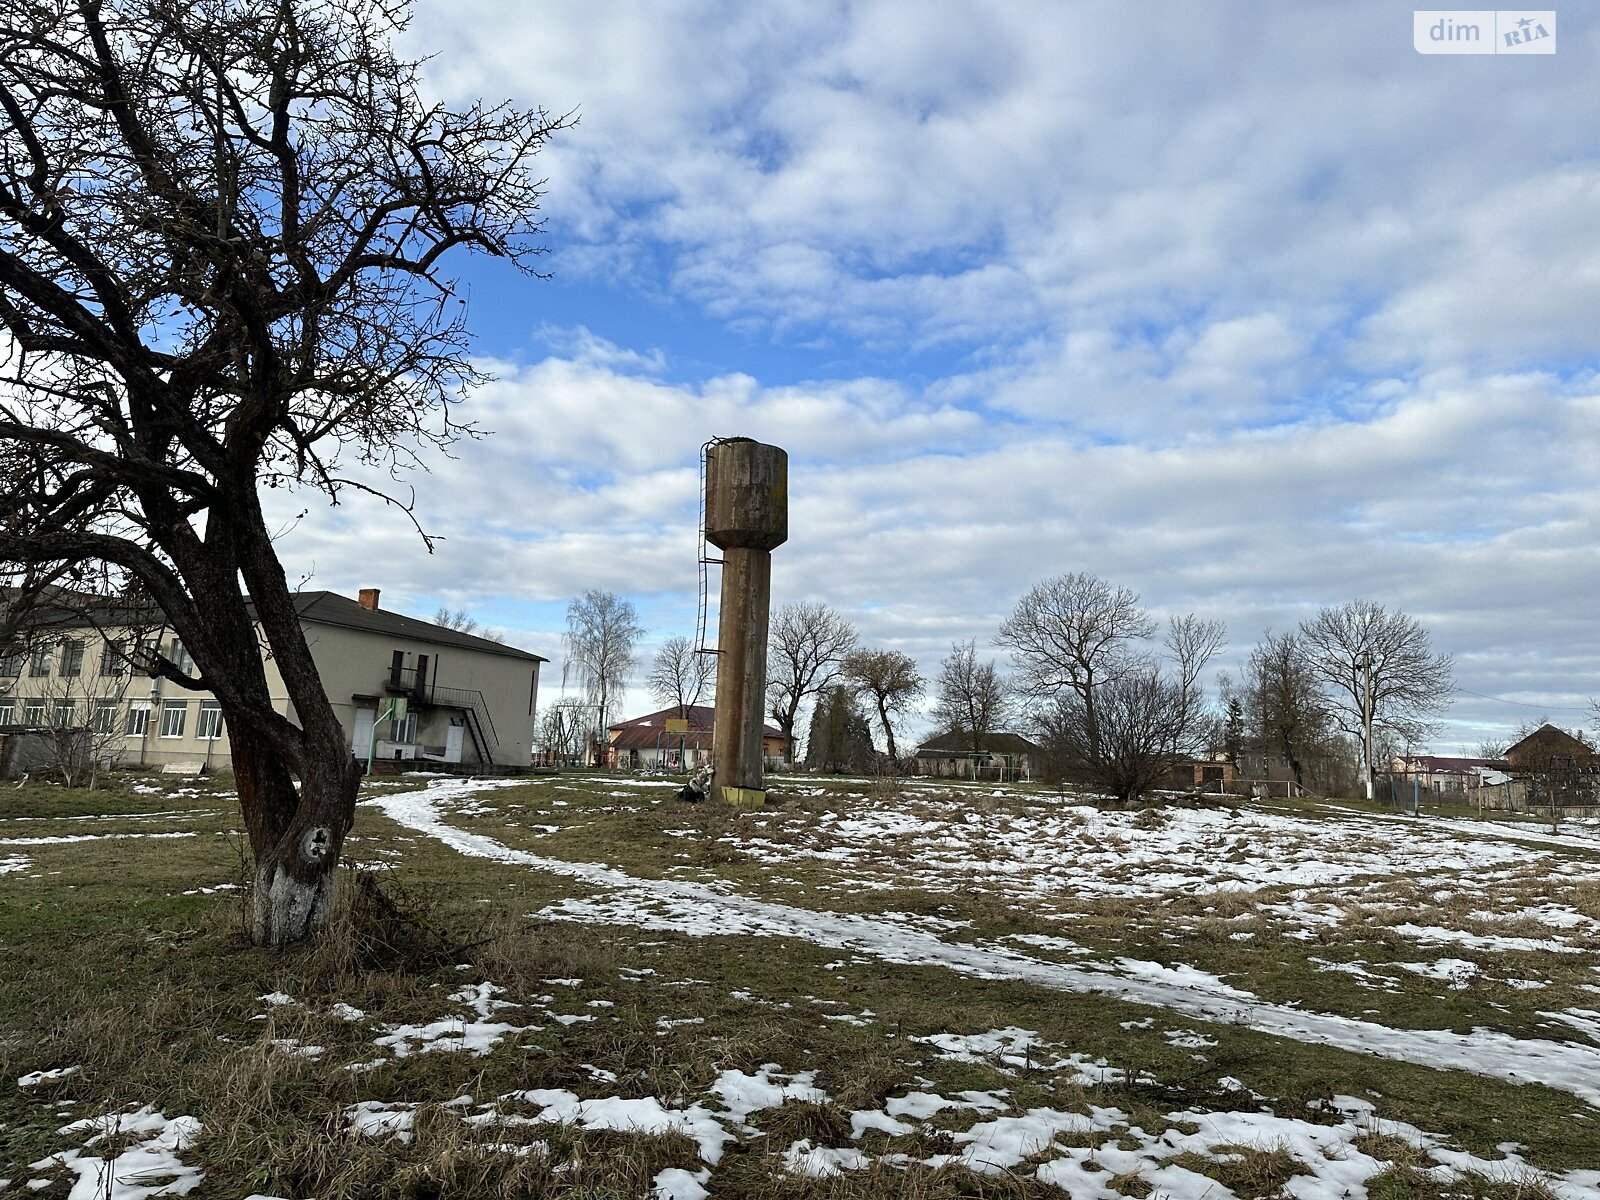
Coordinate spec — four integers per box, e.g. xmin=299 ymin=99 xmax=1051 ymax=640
xmin=327 ymin=1040 xmax=1600 ymax=1199
xmin=26 ymin=1106 xmax=203 ymax=1199
xmin=371 ymin=780 xmax=1600 ymax=1107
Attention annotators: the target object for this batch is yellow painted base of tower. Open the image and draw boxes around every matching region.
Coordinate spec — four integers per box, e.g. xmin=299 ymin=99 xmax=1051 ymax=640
xmin=720 ymin=786 xmax=766 ymax=810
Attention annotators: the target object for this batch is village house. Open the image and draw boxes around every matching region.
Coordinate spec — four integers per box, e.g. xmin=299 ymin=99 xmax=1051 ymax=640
xmin=603 ymin=704 xmax=784 ymax=772
xmin=1498 ymin=724 xmax=1599 ymax=809
xmin=911 ymin=731 xmax=1043 ymax=781
xmin=0 ymin=587 xmax=544 ymax=777
xmin=1389 ymin=754 xmax=1501 ymax=796
xmin=1503 ymin=723 xmax=1596 ymax=771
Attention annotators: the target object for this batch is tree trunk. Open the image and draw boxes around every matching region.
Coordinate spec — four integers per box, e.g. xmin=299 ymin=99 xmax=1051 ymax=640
xmin=876 ymin=697 xmax=898 ymax=767
xmin=194 ymin=486 xmax=364 ymax=946
xmin=778 ymin=708 xmax=797 ymax=766
xmin=233 ymin=715 xmax=360 ymax=945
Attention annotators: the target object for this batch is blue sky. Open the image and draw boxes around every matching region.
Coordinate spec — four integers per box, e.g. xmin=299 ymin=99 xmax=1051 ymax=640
xmin=274 ymin=2 xmax=1600 ymax=752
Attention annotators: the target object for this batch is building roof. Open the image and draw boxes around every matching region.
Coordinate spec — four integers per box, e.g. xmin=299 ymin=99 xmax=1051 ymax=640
xmin=1397 ymin=755 xmax=1499 ymax=774
xmin=1504 ymin=723 xmax=1595 ymax=761
xmin=287 ymin=591 xmax=545 ymax=663
xmin=915 ymin=730 xmax=1043 ymax=757
xmin=609 ymin=704 xmax=782 ymax=739
xmin=0 ymin=585 xmax=161 ymax=634
xmin=4 ymin=586 xmax=546 ymax=665
xmin=610 ymin=725 xmax=715 ymax=752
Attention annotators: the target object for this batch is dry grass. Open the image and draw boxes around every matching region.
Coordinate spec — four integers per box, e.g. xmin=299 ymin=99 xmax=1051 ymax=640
xmin=752 ymin=1098 xmax=857 ymax=1146
xmin=1365 ymin=1164 xmax=1560 ymax=1200
xmin=1106 ymin=1167 xmax=1154 ymax=1196
xmin=1169 ymin=1142 xmax=1307 ymax=1198
xmin=1353 ymin=1130 xmax=1432 ymax=1166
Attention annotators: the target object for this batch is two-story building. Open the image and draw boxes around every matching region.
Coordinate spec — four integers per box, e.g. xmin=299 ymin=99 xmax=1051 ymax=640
xmin=0 ymin=587 xmax=544 ymax=775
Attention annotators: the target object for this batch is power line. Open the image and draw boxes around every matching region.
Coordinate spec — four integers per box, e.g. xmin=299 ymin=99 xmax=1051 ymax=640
xmin=1454 ymin=687 xmax=1591 ymax=713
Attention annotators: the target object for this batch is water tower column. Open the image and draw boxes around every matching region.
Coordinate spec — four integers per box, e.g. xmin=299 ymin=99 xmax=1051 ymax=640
xmin=704 ymin=439 xmax=787 ymax=809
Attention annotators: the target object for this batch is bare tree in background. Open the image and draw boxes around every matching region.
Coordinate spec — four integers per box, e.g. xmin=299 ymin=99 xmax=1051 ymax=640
xmin=1246 ymin=630 xmax=1329 ymax=792
xmin=563 ymin=591 xmax=644 ymax=758
xmin=930 ymin=640 xmax=1011 ymax=753
xmin=1000 ymin=574 xmax=1222 ymax=800
xmin=1474 ymin=736 xmax=1510 ymax=760
xmin=434 ymin=607 xmax=506 ymax=644
xmin=1034 ymin=668 xmax=1193 ymax=802
xmin=0 ymin=0 xmax=568 ymax=943
xmin=648 ymin=635 xmax=715 ymax=716
xmin=997 ymin=573 xmax=1157 ymax=759
xmin=537 ymin=702 xmax=587 ymax=767
xmin=1166 ymin=614 xmax=1225 ymax=750
xmin=842 ymin=647 xmax=923 ymax=766
xmin=766 ymin=602 xmax=857 ymax=766
xmin=1298 ymin=601 xmax=1454 ymax=799
xmin=34 ymin=639 xmax=132 ymax=788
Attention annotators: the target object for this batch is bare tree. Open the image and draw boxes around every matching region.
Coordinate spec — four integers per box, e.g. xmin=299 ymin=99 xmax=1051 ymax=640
xmin=1035 ymin=668 xmax=1195 ymax=802
xmin=1000 ymin=575 xmax=1223 ymax=800
xmin=841 ymin=647 xmax=923 ymax=766
xmin=1166 ymin=614 xmax=1225 ymax=752
xmin=563 ymin=590 xmax=644 ymax=756
xmin=766 ymin=601 xmax=857 ymax=766
xmin=1298 ymin=601 xmax=1454 ymax=800
xmin=647 ymin=635 xmax=715 ymax=716
xmin=433 ymin=607 xmax=506 ymax=644
xmin=996 ymin=573 xmax=1157 ymax=759
xmin=1245 ymin=630 xmax=1329 ymax=791
xmin=0 ymin=0 xmax=569 ymax=942
xmin=35 ymin=640 xmax=132 ymax=787
xmin=1217 ymin=673 xmax=1245 ymax=766
xmin=536 ymin=702 xmax=587 ymax=767
xmin=930 ymin=640 xmax=1011 ymax=754
xmin=1474 ymin=736 xmax=1509 ymax=760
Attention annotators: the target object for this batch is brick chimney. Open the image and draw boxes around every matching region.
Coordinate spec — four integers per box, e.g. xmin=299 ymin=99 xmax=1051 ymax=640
xmin=358 ymin=588 xmax=380 ymax=611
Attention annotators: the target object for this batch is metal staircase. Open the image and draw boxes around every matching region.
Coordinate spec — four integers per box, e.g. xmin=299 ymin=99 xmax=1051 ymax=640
xmin=428 ymin=683 xmax=499 ymax=764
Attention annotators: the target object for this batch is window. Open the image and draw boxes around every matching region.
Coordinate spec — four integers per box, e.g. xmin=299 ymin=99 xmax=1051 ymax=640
xmin=23 ymin=699 xmax=45 ymax=726
xmin=28 ymin=644 xmax=51 ymax=676
xmin=159 ymin=699 xmax=187 ymax=738
xmin=0 ymin=701 xmax=13 ymax=725
xmin=60 ymin=639 xmax=83 ymax=677
xmin=392 ymin=712 xmax=418 ymax=743
xmin=197 ymin=700 xmax=224 ymax=741
xmin=100 ymin=640 xmax=128 ymax=677
xmin=94 ymin=700 xmax=120 ymax=734
xmin=0 ymin=647 xmax=20 ymax=676
xmin=169 ymin=639 xmax=195 ymax=675
xmin=52 ymin=700 xmax=75 ymax=727
xmin=126 ymin=702 xmax=151 ymax=737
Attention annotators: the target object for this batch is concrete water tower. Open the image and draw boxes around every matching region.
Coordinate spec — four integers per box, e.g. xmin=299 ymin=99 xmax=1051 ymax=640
xmin=704 ymin=438 xmax=787 ymax=808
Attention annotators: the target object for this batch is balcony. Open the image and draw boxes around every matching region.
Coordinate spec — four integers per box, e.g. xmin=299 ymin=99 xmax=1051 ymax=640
xmin=385 ymin=663 xmax=430 ymax=700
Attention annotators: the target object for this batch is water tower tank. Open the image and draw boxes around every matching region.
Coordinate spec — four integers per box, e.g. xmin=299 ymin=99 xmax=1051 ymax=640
xmin=705 ymin=439 xmax=787 ymax=552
